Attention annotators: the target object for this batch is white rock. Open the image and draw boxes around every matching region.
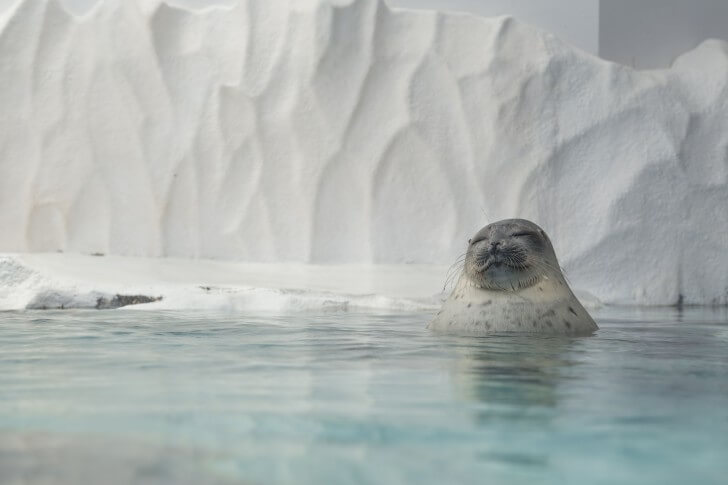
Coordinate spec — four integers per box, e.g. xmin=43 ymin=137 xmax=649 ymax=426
xmin=0 ymin=0 xmax=726 ymax=305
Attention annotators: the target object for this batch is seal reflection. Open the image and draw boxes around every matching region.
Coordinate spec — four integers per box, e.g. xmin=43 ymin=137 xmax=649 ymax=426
xmin=448 ymin=335 xmax=581 ymax=417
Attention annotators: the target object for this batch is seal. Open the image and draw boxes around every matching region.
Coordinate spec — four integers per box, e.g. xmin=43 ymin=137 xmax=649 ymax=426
xmin=428 ymin=219 xmax=597 ymax=335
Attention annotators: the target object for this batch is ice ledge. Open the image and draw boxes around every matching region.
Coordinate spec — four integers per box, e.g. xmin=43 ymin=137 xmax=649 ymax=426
xmin=0 ymin=254 xmax=449 ymax=312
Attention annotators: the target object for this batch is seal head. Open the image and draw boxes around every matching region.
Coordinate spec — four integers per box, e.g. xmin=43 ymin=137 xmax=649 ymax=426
xmin=464 ymin=219 xmax=557 ymax=291
xmin=429 ymin=219 xmax=598 ymax=335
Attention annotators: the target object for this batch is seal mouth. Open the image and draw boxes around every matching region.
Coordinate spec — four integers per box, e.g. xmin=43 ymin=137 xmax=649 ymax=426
xmin=479 ymin=259 xmax=525 ymax=273
xmin=481 ymin=261 xmax=499 ymax=271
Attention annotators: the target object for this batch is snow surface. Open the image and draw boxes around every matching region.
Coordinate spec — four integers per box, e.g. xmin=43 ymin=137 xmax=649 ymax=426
xmin=0 ymin=0 xmax=727 ymax=306
xmin=0 ymin=254 xmax=449 ymax=311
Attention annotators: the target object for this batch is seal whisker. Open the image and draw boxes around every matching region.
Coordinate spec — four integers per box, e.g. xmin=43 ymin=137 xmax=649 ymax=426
xmin=443 ymin=254 xmax=467 ymax=291
xmin=443 ymin=267 xmax=464 ymax=291
xmin=530 ymin=259 xmax=562 ymax=277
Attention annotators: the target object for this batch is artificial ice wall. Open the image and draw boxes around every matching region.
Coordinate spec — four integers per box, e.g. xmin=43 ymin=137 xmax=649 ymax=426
xmin=0 ymin=0 xmax=727 ymax=305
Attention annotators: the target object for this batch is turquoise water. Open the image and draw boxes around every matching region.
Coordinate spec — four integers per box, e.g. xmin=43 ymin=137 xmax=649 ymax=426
xmin=1 ymin=307 xmax=727 ymax=484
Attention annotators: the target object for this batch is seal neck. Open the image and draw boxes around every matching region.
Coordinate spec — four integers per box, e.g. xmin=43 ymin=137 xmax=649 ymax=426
xmin=456 ymin=272 xmax=573 ymax=303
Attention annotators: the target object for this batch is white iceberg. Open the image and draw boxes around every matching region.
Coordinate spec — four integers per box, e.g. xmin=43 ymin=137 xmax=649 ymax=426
xmin=0 ymin=0 xmax=726 ymax=306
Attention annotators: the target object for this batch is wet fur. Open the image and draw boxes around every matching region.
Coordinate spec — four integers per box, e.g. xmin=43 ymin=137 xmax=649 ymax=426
xmin=429 ymin=219 xmax=597 ymax=335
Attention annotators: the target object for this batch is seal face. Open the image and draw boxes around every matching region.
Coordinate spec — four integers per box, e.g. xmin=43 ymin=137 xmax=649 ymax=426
xmin=464 ymin=219 xmax=552 ymax=292
xmin=429 ymin=219 xmax=598 ymax=335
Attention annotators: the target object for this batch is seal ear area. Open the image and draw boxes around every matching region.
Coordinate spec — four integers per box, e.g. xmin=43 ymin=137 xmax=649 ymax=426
xmin=535 ymin=228 xmax=556 ymax=250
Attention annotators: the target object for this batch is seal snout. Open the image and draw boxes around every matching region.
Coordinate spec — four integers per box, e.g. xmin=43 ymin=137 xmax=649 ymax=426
xmin=480 ymin=259 xmax=502 ymax=272
xmin=475 ymin=240 xmax=508 ymax=272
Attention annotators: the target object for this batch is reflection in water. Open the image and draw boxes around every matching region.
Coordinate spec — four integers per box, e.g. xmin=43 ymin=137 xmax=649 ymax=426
xmin=448 ymin=335 xmax=582 ymax=417
xmin=442 ymin=334 xmax=587 ymax=471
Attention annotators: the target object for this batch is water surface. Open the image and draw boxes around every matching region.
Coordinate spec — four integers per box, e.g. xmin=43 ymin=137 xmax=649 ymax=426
xmin=1 ymin=307 xmax=727 ymax=484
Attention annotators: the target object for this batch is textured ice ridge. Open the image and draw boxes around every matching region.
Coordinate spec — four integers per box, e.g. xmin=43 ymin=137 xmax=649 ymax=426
xmin=0 ymin=0 xmax=727 ymax=305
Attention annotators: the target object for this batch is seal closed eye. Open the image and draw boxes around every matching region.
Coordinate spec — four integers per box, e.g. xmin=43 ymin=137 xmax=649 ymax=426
xmin=428 ymin=218 xmax=598 ymax=335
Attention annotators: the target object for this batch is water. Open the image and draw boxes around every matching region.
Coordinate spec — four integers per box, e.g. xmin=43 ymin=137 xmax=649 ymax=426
xmin=1 ymin=307 xmax=727 ymax=484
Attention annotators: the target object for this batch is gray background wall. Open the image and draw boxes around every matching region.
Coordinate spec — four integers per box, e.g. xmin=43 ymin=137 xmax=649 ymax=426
xmin=599 ymin=0 xmax=728 ymax=68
